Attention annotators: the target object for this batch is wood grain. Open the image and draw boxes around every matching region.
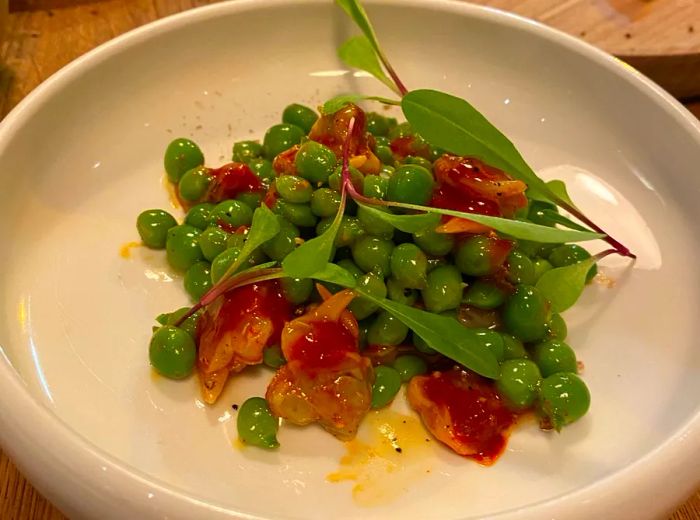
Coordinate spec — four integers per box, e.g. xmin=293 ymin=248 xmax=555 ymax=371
xmin=0 ymin=1 xmax=698 ymax=519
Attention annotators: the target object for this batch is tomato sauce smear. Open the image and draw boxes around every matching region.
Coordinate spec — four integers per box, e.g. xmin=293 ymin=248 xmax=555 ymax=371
xmin=286 ymin=320 xmax=358 ymax=374
xmin=206 ymin=162 xmax=264 ymax=203
xmin=408 ymin=368 xmax=518 ymax=465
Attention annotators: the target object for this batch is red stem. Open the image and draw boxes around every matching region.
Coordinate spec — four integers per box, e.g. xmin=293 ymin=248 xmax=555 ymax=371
xmin=378 ymin=50 xmax=408 ymax=96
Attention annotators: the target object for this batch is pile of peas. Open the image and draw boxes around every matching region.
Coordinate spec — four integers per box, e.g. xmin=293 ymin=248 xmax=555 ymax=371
xmin=138 ymin=102 xmax=592 ymax=446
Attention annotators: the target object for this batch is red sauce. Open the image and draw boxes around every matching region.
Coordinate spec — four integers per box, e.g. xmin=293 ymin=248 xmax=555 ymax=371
xmin=287 ymin=321 xmax=357 ymax=372
xmin=273 ymin=145 xmax=300 ymax=175
xmin=422 ymin=369 xmax=517 ymax=464
xmin=389 ymin=135 xmax=431 ymax=159
xmin=206 ymin=162 xmax=263 ymax=202
xmin=431 ymin=184 xmax=501 ymax=217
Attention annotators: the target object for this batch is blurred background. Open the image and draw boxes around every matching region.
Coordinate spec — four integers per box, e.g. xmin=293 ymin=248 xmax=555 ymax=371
xmin=0 ymin=1 xmax=698 ymax=519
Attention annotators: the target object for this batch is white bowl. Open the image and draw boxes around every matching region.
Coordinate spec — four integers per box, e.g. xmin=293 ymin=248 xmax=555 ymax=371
xmin=1 ymin=1 xmax=699 ymax=518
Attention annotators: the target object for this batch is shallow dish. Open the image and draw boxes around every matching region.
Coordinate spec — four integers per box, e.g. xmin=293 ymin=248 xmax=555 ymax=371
xmin=0 ymin=1 xmax=699 ymax=518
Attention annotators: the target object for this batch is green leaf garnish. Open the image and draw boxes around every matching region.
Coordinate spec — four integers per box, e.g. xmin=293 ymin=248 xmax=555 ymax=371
xmin=337 ymin=36 xmax=398 ymax=94
xmin=546 ymin=179 xmax=576 ymax=208
xmin=322 ymin=93 xmax=400 ymax=115
xmin=306 ymin=262 xmax=358 ymax=289
xmin=356 ymin=202 xmax=440 ymax=233
xmin=536 ymin=209 xmax=589 ymax=232
xmin=535 ymin=257 xmax=596 ymax=313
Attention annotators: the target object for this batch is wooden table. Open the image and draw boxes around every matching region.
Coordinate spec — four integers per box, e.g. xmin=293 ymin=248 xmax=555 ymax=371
xmin=0 ymin=1 xmax=698 ymax=519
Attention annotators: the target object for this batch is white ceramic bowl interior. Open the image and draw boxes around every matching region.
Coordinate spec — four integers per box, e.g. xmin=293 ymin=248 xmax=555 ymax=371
xmin=0 ymin=1 xmax=699 ymax=519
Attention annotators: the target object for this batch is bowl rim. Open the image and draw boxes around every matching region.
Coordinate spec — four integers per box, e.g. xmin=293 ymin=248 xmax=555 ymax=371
xmin=0 ymin=1 xmax=698 ymax=518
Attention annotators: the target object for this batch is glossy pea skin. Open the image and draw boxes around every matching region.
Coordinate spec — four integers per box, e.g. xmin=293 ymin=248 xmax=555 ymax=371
xmin=198 ymin=226 xmax=229 ymax=262
xmin=371 ymin=366 xmax=402 ymax=409
xmin=528 ymin=200 xmax=558 ymax=226
xmin=474 ymin=328 xmax=505 ymax=362
xmin=274 ymin=199 xmax=317 ymax=228
xmin=403 ymin=155 xmax=433 ymax=170
xmin=156 ymin=307 xmax=201 ymax=339
xmin=390 ymin=243 xmax=428 ymax=289
xmin=336 ymin=259 xmax=364 ymax=280
xmin=263 ymin=345 xmax=286 ymax=369
xmin=149 ymin=325 xmax=196 ymax=379
xmin=263 ymin=123 xmax=305 ymax=160
xmin=386 ymin=165 xmax=434 ymax=205
xmin=422 ymin=265 xmax=463 ymax=313
xmin=178 ymin=166 xmax=212 ymax=203
xmin=248 ymin=158 xmax=275 ymax=184
xmin=501 ymin=334 xmax=528 ymax=360
xmin=548 ymin=244 xmax=597 ymax=282
xmin=363 ymin=175 xmax=388 ymax=200
xmin=374 ymin=145 xmax=395 ymax=165
xmin=310 ymin=187 xmax=342 ymax=217
xmin=164 ymin=138 xmax=204 ymax=183
xmin=237 ymin=397 xmax=280 ymax=449
xmin=137 ymin=209 xmax=177 ymax=249
xmin=317 ymin=216 xmax=365 ymax=247
xmin=393 ymin=355 xmax=427 ymax=382
xmin=209 ymin=200 xmax=253 ymax=228
xmin=348 ymin=272 xmax=387 ymax=320
xmin=413 ymin=227 xmax=454 ymax=256
xmin=262 ymin=217 xmax=299 ymax=261
xmin=506 ymin=250 xmax=536 ymax=285
xmin=455 ymin=235 xmax=501 ymax=277
xmin=275 ymin=175 xmax=313 ymax=203
xmin=388 ymin=122 xmax=413 ymax=140
xmin=367 ymin=310 xmax=409 ymax=346
xmin=232 ymin=140 xmax=263 ymax=163
xmin=386 ymin=277 xmax=418 ymax=306
xmin=533 ymin=258 xmax=553 ymax=281
xmin=496 ymin=359 xmax=542 ymax=410
xmin=532 ymin=340 xmax=577 ymax=377
xmin=502 ymin=285 xmax=550 ymax=343
xmin=185 ymin=203 xmax=215 ymax=230
xmin=328 ymin=166 xmax=363 ymax=192
xmin=352 ymin=236 xmax=394 ymax=277
xmin=357 ymin=205 xmax=394 ymax=239
xmin=412 ymin=332 xmax=436 ymax=354
xmin=236 ymin=192 xmax=263 ymax=211
xmin=462 ymin=280 xmax=506 ymax=310
xmin=184 ymin=261 xmax=212 ymax=300
xmin=166 ymin=225 xmax=204 ymax=271
xmin=281 ymin=277 xmax=313 ymax=305
xmin=295 ymin=141 xmax=337 ymax=183
xmin=380 ymin=164 xmax=395 ymax=177
xmin=538 ymin=373 xmax=590 ymax=429
xmin=547 ymin=313 xmax=568 ymax=340
xmin=282 ymin=103 xmax=318 ymax=134
xmin=366 ymin=112 xmax=390 ymax=136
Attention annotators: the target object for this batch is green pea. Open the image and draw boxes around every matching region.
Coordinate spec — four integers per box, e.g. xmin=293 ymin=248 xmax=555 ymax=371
xmin=263 ymin=345 xmax=286 ymax=369
xmin=282 ymin=103 xmax=318 ymax=134
xmin=185 ymin=203 xmax=215 ymax=230
xmin=209 ymin=200 xmax=253 ymax=228
xmin=371 ymin=366 xmax=402 ymax=409
xmin=363 ymin=175 xmax=388 ymax=200
xmin=348 ymin=272 xmax=387 ymax=320
xmin=164 ymin=138 xmax=204 ymax=183
xmin=366 ymin=112 xmax=390 ymax=136
xmin=413 ymin=227 xmax=454 ymax=256
xmin=426 ymin=257 xmax=448 ymax=272
xmin=531 ymin=339 xmax=578 ymax=378
xmin=388 ymin=122 xmax=413 ymax=140
xmin=506 ymin=250 xmax=536 ymax=285
xmin=496 ymin=359 xmax=542 ymax=410
xmin=528 ymin=200 xmax=558 ymax=226
xmin=386 ymin=277 xmax=418 ymax=306
xmin=248 ymin=158 xmax=275 ymax=184
xmin=547 ymin=313 xmax=568 ymax=340
xmin=475 ymin=328 xmax=505 ymax=362
xmin=226 ymin=232 xmax=246 ymax=250
xmin=232 ymin=140 xmax=263 ymax=163
xmin=389 ymin=243 xmax=428 ymax=289
xmin=281 ymin=277 xmax=313 ymax=305
xmin=455 ymin=235 xmax=503 ymax=277
xmin=184 ymin=261 xmax=212 ymax=300
xmin=412 ymin=332 xmax=436 ymax=354
xmin=538 ymin=373 xmax=590 ymax=429
xmin=210 ymin=247 xmax=241 ymax=283
xmin=263 ymin=123 xmax=305 ymax=160
xmin=136 ymin=209 xmax=177 ymax=249
xmin=429 ymin=147 xmax=446 ymax=162
xmin=374 ymin=136 xmax=390 ymax=147
xmin=309 ymin=188 xmax=340 ymax=217
xmin=548 ymin=244 xmax=597 ymax=282
xmin=236 ymin=192 xmax=263 ymax=210
xmin=501 ymin=334 xmax=528 ymax=360
xmin=502 ymin=285 xmax=550 ymax=343
xmin=386 ymin=165 xmax=434 ymax=205
xmin=421 ymin=265 xmax=463 ymax=313
xmin=198 ymin=226 xmax=229 ymax=262
xmin=262 ymin=217 xmax=299 ymax=261
xmin=237 ymin=397 xmax=280 ymax=449
xmin=274 ymin=199 xmax=317 ymax=228
xmin=178 ymin=166 xmax=212 ymax=203
xmin=275 ymin=175 xmax=313 ymax=203
xmin=462 ymin=280 xmax=506 ymax=310
xmin=367 ymin=310 xmax=409 ymax=346
xmin=317 ymin=216 xmax=365 ymax=247
xmin=403 ymin=155 xmax=432 ymax=170
xmin=328 ymin=166 xmax=363 ymax=192
xmin=357 ymin=205 xmax=394 ymax=239
xmin=374 ymin=145 xmax=394 ymax=165
xmin=149 ymin=325 xmax=196 ymax=379
xmin=295 ymin=141 xmax=337 ymax=183
xmin=156 ymin=307 xmax=201 ymax=339
xmin=352 ymin=236 xmax=394 ymax=277
xmin=166 ymin=225 xmax=204 ymax=271
xmin=392 ymin=355 xmax=427 ymax=382
xmin=336 ymin=259 xmax=364 ymax=280
xmin=533 ymin=258 xmax=553 ymax=281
